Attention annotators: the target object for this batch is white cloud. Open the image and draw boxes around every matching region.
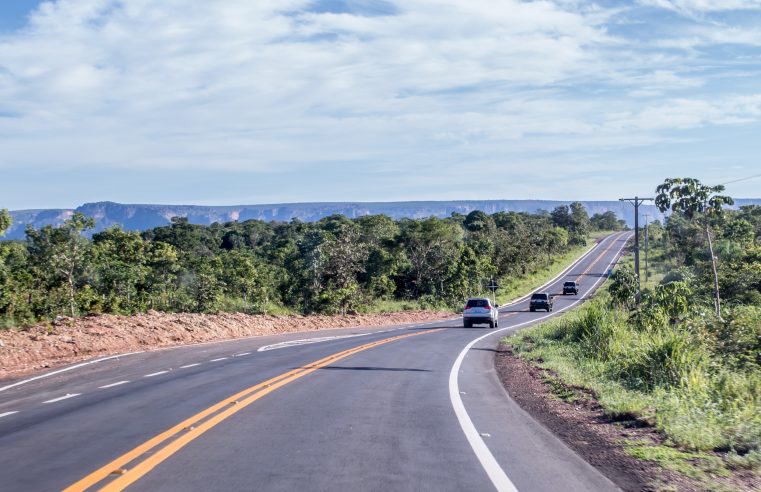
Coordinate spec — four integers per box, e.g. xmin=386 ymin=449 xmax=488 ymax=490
xmin=640 ymin=0 xmax=761 ymax=15
xmin=0 ymin=0 xmax=760 ymax=206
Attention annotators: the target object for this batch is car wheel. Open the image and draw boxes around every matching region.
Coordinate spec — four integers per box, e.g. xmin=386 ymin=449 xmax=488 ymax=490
xmin=463 ymin=320 xmax=471 ymax=328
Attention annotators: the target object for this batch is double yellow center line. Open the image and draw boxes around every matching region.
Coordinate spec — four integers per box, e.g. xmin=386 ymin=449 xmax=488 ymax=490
xmin=65 ymin=328 xmax=443 ymax=491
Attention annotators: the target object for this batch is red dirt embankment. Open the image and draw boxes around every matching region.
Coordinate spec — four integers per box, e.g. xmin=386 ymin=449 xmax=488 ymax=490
xmin=0 ymin=310 xmax=451 ymax=380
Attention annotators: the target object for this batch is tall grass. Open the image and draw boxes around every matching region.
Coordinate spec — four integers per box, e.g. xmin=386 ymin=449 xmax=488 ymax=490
xmin=509 ymin=293 xmax=761 ymax=454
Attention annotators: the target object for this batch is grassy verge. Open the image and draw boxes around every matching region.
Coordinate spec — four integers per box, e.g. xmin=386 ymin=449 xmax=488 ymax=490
xmin=504 ymin=291 xmax=761 ymax=487
xmin=496 ymin=231 xmax=615 ymax=305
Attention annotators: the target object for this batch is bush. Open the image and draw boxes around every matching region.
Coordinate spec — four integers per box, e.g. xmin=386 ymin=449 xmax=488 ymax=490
xmin=610 ymin=328 xmax=707 ymax=391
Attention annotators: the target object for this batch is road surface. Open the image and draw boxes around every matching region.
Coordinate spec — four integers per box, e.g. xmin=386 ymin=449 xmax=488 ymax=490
xmin=0 ymin=232 xmax=631 ymax=492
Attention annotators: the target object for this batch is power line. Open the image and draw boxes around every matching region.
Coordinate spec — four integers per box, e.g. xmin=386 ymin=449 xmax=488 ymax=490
xmin=718 ymin=172 xmax=761 ymax=187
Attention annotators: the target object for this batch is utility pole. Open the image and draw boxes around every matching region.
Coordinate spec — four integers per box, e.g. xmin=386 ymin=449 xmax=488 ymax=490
xmin=619 ymin=196 xmax=654 ymax=304
xmin=643 ymin=213 xmax=651 ymax=283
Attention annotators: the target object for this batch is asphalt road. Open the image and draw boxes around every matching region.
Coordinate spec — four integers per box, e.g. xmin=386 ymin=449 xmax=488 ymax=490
xmin=0 ymin=231 xmax=631 ymax=492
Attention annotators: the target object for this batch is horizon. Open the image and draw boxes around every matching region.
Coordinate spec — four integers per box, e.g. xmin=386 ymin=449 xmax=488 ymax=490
xmin=7 ymin=196 xmax=761 ymax=214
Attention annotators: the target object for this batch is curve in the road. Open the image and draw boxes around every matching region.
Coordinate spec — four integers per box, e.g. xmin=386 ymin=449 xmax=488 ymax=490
xmin=448 ymin=231 xmax=629 ymax=492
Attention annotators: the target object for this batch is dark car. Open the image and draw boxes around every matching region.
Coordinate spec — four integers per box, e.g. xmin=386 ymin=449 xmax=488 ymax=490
xmin=563 ymin=281 xmax=579 ymax=295
xmin=529 ymin=292 xmax=553 ymax=312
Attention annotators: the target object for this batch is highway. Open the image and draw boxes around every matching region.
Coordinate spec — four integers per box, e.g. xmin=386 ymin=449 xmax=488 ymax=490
xmin=0 ymin=232 xmax=631 ymax=492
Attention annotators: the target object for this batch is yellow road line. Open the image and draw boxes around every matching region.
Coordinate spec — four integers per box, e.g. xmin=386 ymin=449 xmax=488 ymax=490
xmin=64 ymin=329 xmax=442 ymax=492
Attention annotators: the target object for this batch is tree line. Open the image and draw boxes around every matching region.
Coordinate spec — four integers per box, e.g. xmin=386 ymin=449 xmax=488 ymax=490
xmin=0 ymin=203 xmax=619 ymax=328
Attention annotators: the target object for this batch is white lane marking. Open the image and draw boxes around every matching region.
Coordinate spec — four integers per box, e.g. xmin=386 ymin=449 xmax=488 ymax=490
xmin=257 ymin=333 xmax=368 ymax=352
xmin=449 ymin=232 xmax=630 ymax=492
xmin=180 ymin=363 xmax=201 ymax=369
xmin=43 ymin=393 xmax=81 ymax=404
xmin=144 ymin=371 xmax=168 ymax=378
xmin=0 ymin=351 xmax=144 ymax=394
xmin=233 ymin=352 xmax=251 ymax=357
xmin=0 ymin=411 xmax=19 ymax=418
xmin=210 ymin=357 xmax=228 ymax=362
xmin=99 ymin=381 xmax=130 ymax=389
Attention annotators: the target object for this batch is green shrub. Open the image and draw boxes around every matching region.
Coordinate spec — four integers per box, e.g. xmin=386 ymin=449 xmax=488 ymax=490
xmin=611 ymin=328 xmax=708 ymax=391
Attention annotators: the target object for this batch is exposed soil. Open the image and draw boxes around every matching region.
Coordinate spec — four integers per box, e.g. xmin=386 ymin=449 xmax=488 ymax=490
xmin=495 ymin=342 xmax=761 ymax=492
xmin=0 ymin=310 xmax=451 ymax=380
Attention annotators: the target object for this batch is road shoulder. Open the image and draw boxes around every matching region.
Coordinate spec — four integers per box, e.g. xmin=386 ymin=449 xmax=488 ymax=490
xmin=494 ymin=342 xmax=760 ymax=491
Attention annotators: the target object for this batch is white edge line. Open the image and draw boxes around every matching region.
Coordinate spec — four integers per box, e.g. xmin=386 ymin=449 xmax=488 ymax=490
xmin=98 ymin=381 xmax=130 ymax=389
xmin=0 ymin=411 xmax=19 ymax=418
xmin=0 ymin=351 xmax=145 ymax=394
xmin=43 ymin=393 xmax=81 ymax=404
xmin=448 ymin=232 xmax=629 ymax=492
xmin=143 ymin=371 xmax=168 ymax=378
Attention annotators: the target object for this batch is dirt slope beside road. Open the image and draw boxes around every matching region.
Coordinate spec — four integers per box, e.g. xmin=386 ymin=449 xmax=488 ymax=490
xmin=0 ymin=310 xmax=451 ymax=380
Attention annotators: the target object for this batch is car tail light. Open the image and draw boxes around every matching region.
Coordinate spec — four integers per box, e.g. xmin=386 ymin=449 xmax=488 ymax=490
xmin=464 ymin=306 xmax=470 ymax=311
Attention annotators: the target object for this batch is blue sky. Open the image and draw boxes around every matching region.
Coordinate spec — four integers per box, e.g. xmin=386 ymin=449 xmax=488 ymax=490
xmin=1 ymin=0 xmax=761 ymax=210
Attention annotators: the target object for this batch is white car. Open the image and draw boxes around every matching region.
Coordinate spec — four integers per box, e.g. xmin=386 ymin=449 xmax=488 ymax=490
xmin=463 ymin=297 xmax=499 ymax=328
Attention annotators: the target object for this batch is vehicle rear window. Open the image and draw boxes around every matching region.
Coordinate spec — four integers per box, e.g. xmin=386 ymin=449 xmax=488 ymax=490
xmin=466 ymin=299 xmax=490 ymax=308
xmin=564 ymin=282 xmax=576 ymax=286
xmin=531 ymin=293 xmax=548 ymax=300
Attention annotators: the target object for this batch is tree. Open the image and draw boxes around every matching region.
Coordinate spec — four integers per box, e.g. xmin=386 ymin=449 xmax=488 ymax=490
xmin=92 ymin=227 xmax=149 ymax=313
xmin=590 ymin=211 xmax=621 ymax=231
xmin=26 ymin=213 xmax=95 ymax=318
xmin=656 ymin=178 xmax=733 ymax=318
xmin=0 ymin=209 xmax=11 ymax=237
xmin=551 ymin=205 xmax=571 ymax=229
xmin=398 ymin=218 xmax=462 ymax=297
xmin=609 ymin=266 xmax=638 ymax=309
xmin=568 ymin=202 xmax=591 ymax=245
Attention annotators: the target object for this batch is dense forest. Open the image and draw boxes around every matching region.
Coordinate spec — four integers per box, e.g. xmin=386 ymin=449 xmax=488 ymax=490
xmin=0 ymin=203 xmax=622 ymax=328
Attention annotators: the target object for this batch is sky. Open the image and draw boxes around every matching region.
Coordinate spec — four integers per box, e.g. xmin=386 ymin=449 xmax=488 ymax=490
xmin=1 ymin=0 xmax=760 ymax=210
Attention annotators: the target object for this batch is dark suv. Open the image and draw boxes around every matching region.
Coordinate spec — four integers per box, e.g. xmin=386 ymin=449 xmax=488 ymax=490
xmin=529 ymin=292 xmax=553 ymax=312
xmin=563 ymin=281 xmax=579 ymax=295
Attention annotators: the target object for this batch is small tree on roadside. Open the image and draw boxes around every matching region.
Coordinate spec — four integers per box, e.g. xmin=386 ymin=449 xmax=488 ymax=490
xmin=609 ymin=266 xmax=638 ymax=309
xmin=656 ymin=178 xmax=733 ymax=319
xmin=0 ymin=209 xmax=11 ymax=237
xmin=26 ymin=213 xmax=95 ymax=318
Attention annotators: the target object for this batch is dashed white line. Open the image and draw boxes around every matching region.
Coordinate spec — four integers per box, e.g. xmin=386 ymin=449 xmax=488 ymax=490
xmin=99 ymin=381 xmax=130 ymax=389
xmin=210 ymin=357 xmax=228 ymax=362
xmin=43 ymin=394 xmax=81 ymax=404
xmin=0 ymin=411 xmax=19 ymax=418
xmin=180 ymin=363 xmax=201 ymax=369
xmin=144 ymin=371 xmax=168 ymax=378
xmin=233 ymin=352 xmax=251 ymax=357
xmin=0 ymin=351 xmax=144 ymax=394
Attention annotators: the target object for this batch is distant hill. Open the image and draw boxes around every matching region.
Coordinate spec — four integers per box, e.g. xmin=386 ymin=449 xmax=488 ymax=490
xmin=4 ymin=199 xmax=761 ymax=240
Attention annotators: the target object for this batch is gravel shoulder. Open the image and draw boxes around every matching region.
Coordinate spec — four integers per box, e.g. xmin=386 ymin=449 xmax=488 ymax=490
xmin=0 ymin=309 xmax=451 ymax=380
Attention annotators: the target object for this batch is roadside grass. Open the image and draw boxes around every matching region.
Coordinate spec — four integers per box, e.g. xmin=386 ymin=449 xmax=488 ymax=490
xmin=505 ymin=291 xmax=761 ymax=486
xmin=624 ymin=442 xmax=730 ymax=480
xmin=496 ymin=231 xmax=616 ymax=305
